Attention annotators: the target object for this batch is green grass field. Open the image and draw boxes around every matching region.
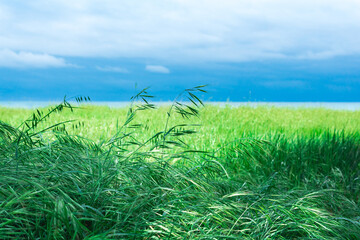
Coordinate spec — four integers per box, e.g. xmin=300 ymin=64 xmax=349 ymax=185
xmin=1 ymin=96 xmax=360 ymax=239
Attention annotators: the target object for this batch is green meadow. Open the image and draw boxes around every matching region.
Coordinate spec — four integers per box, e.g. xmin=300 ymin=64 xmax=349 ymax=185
xmin=1 ymin=91 xmax=360 ymax=239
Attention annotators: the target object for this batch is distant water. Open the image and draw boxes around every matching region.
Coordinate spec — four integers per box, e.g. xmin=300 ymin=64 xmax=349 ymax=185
xmin=1 ymin=101 xmax=360 ymax=111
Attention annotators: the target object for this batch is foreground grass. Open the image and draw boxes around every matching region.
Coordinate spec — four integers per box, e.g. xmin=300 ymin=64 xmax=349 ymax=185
xmin=0 ymin=101 xmax=359 ymax=239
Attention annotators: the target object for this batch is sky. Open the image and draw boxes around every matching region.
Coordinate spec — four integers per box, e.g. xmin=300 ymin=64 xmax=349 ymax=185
xmin=1 ymin=0 xmax=360 ymax=102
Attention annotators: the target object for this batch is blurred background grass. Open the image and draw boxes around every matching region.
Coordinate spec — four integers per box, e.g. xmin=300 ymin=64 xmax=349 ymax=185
xmin=1 ymin=104 xmax=359 ymax=143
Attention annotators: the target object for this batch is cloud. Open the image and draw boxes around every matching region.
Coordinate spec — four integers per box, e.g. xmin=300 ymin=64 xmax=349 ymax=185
xmin=296 ymin=50 xmax=345 ymax=60
xmin=0 ymin=49 xmax=70 ymax=68
xmin=96 ymin=66 xmax=129 ymax=73
xmin=260 ymin=80 xmax=306 ymax=88
xmin=327 ymin=84 xmax=352 ymax=92
xmin=145 ymin=65 xmax=170 ymax=74
xmin=1 ymin=1 xmax=360 ymax=62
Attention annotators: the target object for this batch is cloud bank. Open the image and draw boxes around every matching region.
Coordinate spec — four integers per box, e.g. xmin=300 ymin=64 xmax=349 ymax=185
xmin=1 ymin=0 xmax=360 ymax=63
xmin=0 ymin=49 xmax=70 ymax=68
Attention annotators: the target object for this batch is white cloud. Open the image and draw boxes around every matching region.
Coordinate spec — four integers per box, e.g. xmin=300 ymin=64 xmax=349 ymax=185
xmin=96 ymin=66 xmax=129 ymax=73
xmin=145 ymin=65 xmax=170 ymax=74
xmin=0 ymin=49 xmax=70 ymax=68
xmin=1 ymin=0 xmax=360 ymax=62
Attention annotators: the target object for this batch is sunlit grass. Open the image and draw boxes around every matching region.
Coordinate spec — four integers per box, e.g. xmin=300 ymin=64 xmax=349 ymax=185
xmin=2 ymin=104 xmax=360 ymax=142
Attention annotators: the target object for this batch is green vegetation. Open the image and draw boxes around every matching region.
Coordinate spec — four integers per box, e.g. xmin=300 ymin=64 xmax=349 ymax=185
xmin=1 ymin=90 xmax=360 ymax=239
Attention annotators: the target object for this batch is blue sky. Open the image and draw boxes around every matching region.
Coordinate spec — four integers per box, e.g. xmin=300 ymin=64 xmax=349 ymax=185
xmin=1 ymin=0 xmax=360 ymax=101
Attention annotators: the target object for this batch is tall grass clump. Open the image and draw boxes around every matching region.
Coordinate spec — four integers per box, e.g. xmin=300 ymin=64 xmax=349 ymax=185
xmin=1 ymin=87 xmax=360 ymax=239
